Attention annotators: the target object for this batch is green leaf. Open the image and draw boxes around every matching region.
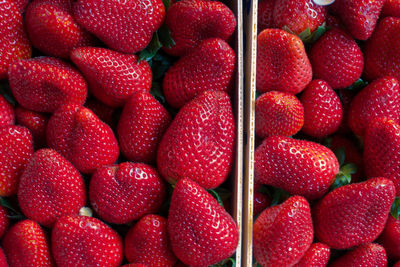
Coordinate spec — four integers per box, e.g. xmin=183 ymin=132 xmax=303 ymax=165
xmin=391 ymin=197 xmax=400 ymax=220
xmin=270 ymin=187 xmax=289 ymax=206
xmin=298 ymin=28 xmax=312 ymax=41
xmin=162 ymin=0 xmax=171 ymax=10
xmin=331 ymin=172 xmax=351 ymax=190
xmin=212 ymin=187 xmax=232 ymax=202
xmin=345 ymin=78 xmax=368 ymax=92
xmin=298 ymin=24 xmax=328 ymax=44
xmin=334 ymin=147 xmax=346 ymax=166
xmin=138 ymin=32 xmax=163 ymax=62
xmin=150 ymin=82 xmax=166 ymax=104
xmin=208 ymin=189 xmax=225 ymax=208
xmin=158 ymin=24 xmax=175 ymax=49
xmin=341 ymin=163 xmax=358 ymax=176
xmin=322 ymin=136 xmax=333 ymax=149
xmin=210 ymin=257 xmax=236 ymax=267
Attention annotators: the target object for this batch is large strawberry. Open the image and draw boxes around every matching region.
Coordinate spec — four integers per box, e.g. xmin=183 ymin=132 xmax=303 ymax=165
xmin=0 ymin=206 xmax=9 ymax=239
xmin=73 ymin=0 xmax=165 ymax=54
xmin=12 ymin=0 xmax=29 ymax=12
xmin=258 ymin=0 xmax=275 ymax=32
xmin=379 ymin=216 xmax=400 ymax=261
xmin=382 ymin=0 xmax=400 ymax=17
xmin=295 ymin=243 xmax=330 ymax=267
xmin=168 ymin=179 xmax=238 ymax=266
xmin=163 ymin=38 xmax=235 ymax=109
xmin=117 ymin=92 xmax=171 ymax=163
xmin=47 ymin=104 xmax=119 ymax=174
xmin=330 ymin=243 xmax=387 ymax=267
xmin=257 ymin=29 xmax=312 ymax=94
xmin=15 ymin=106 xmax=49 ymax=148
xmin=164 ymin=0 xmax=236 ymax=56
xmin=71 ymin=47 xmax=152 ymax=107
xmin=253 ymin=196 xmax=313 ymax=267
xmin=8 ymin=57 xmax=87 ymax=113
xmin=0 ymin=95 xmax=14 ymax=127
xmin=84 ymin=99 xmax=116 ymax=129
xmin=157 ymin=91 xmax=235 ymax=189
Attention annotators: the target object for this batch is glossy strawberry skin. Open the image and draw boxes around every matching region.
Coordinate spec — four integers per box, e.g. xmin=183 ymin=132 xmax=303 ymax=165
xmin=330 ymin=243 xmax=387 ymax=267
xmin=73 ymin=0 xmax=165 ymax=54
xmin=295 ymin=243 xmax=330 ymax=267
xmin=163 ymin=38 xmax=235 ymax=109
xmin=168 ymin=179 xmax=238 ymax=267
xmin=253 ymin=192 xmax=271 ymax=216
xmin=258 ymin=0 xmax=275 ymax=32
xmin=164 ymin=0 xmax=236 ymax=56
xmin=9 ymin=57 xmax=87 ymax=113
xmin=0 ymin=248 xmax=7 ymax=267
xmin=12 ymin=0 xmax=29 ymax=12
xmin=15 ymin=106 xmax=49 ymax=149
xmin=52 ymin=215 xmax=123 ymax=267
xmin=0 ymin=206 xmax=9 ymax=240
xmin=253 ymin=196 xmax=314 ymax=267
xmin=84 ymin=99 xmax=115 ymax=129
xmin=379 ymin=216 xmax=400 ymax=261
xmin=117 ymin=92 xmax=171 ymax=163
xmin=0 ymin=95 xmax=14 ymax=127
xmin=71 ymin=47 xmax=152 ymax=107
xmin=382 ymin=0 xmax=400 ymax=17
xmin=255 ymin=136 xmax=339 ymax=200
xmin=257 ymin=29 xmax=312 ymax=94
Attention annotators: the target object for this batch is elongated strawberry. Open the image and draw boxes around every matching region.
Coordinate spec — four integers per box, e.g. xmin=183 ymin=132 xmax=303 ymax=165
xmin=379 ymin=216 xmax=400 ymax=261
xmin=330 ymin=243 xmax=387 ymax=267
xmin=71 ymin=47 xmax=152 ymax=107
xmin=15 ymin=106 xmax=49 ymax=148
xmin=9 ymin=57 xmax=87 ymax=113
xmin=0 ymin=95 xmax=14 ymax=127
xmin=168 ymin=179 xmax=238 ymax=266
xmin=84 ymin=99 xmax=115 ymax=129
xmin=258 ymin=0 xmax=275 ymax=32
xmin=163 ymin=38 xmax=235 ymax=109
xmin=382 ymin=0 xmax=400 ymax=17
xmin=295 ymin=243 xmax=330 ymax=267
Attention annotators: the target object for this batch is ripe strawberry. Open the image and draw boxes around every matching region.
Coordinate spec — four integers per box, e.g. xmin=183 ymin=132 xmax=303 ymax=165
xmin=337 ymin=89 xmax=355 ymax=134
xmin=313 ymin=177 xmax=395 ymax=249
xmin=330 ymin=243 xmax=387 ymax=267
xmin=295 ymin=243 xmax=330 ymax=267
xmin=258 ymin=0 xmax=275 ymax=32
xmin=253 ymin=192 xmax=271 ymax=216
xmin=164 ymin=0 xmax=236 ymax=56
xmin=0 ymin=95 xmax=14 ymax=127
xmin=71 ymin=47 xmax=152 ymax=107
xmin=163 ymin=38 xmax=235 ymax=109
xmin=396 ymin=261 xmax=400 ymax=267
xmin=254 ymin=136 xmax=339 ymax=200
xmin=3 ymin=220 xmax=54 ymax=267
xmin=73 ymin=0 xmax=165 ymax=54
xmin=255 ymin=91 xmax=304 ymax=138
xmin=8 ymin=57 xmax=87 ymax=113
xmin=47 ymin=104 xmax=119 ymax=174
xmin=379 ymin=216 xmax=400 ymax=261
xmin=0 ymin=0 xmax=31 ymax=79
xmin=253 ymin=196 xmax=313 ymax=266
xmin=15 ymin=106 xmax=49 ymax=148
xmin=122 ymin=265 xmax=148 ymax=267
xmin=84 ymin=99 xmax=116 ymax=129
xmin=382 ymin=0 xmax=400 ymax=17
xmin=157 ymin=91 xmax=235 ymax=189
xmin=117 ymin=92 xmax=171 ymax=163
xmin=0 ymin=125 xmax=33 ymax=196
xmin=12 ymin=0 xmax=29 ymax=12
xmin=0 ymin=206 xmax=9 ymax=239
xmin=0 ymin=248 xmax=7 ymax=267
xmin=125 ymin=215 xmax=177 ymax=266
xmin=52 ymin=215 xmax=123 ymax=267
xmin=257 ymin=29 xmax=312 ymax=94
xmin=309 ymin=28 xmax=364 ymax=89
xmin=168 ymin=179 xmax=239 ymax=266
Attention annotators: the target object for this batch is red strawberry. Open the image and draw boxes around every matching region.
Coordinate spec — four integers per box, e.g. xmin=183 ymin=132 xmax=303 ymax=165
xmin=0 ymin=0 xmax=31 ymax=79
xmin=337 ymin=89 xmax=355 ymax=134
xmin=309 ymin=28 xmax=364 ymax=89
xmin=0 ymin=125 xmax=33 ymax=196
xmin=168 ymin=179 xmax=238 ymax=266
xmin=117 ymin=92 xmax=171 ymax=163
xmin=12 ymin=0 xmax=29 ymax=12
xmin=3 ymin=220 xmax=54 ymax=267
xmin=254 ymin=136 xmax=339 ymax=200
xmin=295 ymin=243 xmax=330 ymax=267
xmin=0 ymin=206 xmax=9 ymax=239
xmin=301 ymin=79 xmax=343 ymax=138
xmin=396 ymin=261 xmax=400 ymax=267
xmin=157 ymin=91 xmax=235 ymax=189
xmin=0 ymin=95 xmax=14 ymax=127
xmin=84 ymin=99 xmax=115 ymax=129
xmin=0 ymin=248 xmax=7 ymax=267
xmin=89 ymin=162 xmax=166 ymax=224
xmin=379 ymin=216 xmax=400 ymax=261
xmin=15 ymin=106 xmax=49 ymax=148
xmin=382 ymin=0 xmax=400 ymax=17
xmin=9 ymin=57 xmax=87 ymax=113
xmin=253 ymin=191 xmax=271 ymax=216
xmin=47 ymin=104 xmax=119 ymax=174
xmin=330 ymin=243 xmax=387 ymax=267
xmin=313 ymin=177 xmax=396 ymax=249
xmin=122 ymin=265 xmax=148 ymax=267
xmin=255 ymin=91 xmax=304 ymax=138
xmin=253 ymin=196 xmax=313 ymax=267
xmin=71 ymin=47 xmax=152 ymax=107
xmin=164 ymin=0 xmax=236 ymax=56
xmin=326 ymin=14 xmax=342 ymax=28
xmin=163 ymin=38 xmax=235 ymax=109
xmin=52 ymin=215 xmax=123 ymax=267
xmin=257 ymin=29 xmax=312 ymax=94
xmin=73 ymin=0 xmax=165 ymax=54
xmin=125 ymin=214 xmax=177 ymax=266
xmin=258 ymin=0 xmax=275 ymax=32
xmin=18 ymin=149 xmax=86 ymax=227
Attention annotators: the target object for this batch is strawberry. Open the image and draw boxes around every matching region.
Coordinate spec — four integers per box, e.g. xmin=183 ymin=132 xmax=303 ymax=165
xmin=309 ymin=28 xmax=364 ymax=89
xmin=0 ymin=95 xmax=14 ymax=127
xmin=8 ymin=57 xmax=87 ymax=113
xmin=0 ymin=125 xmax=33 ymax=196
xmin=337 ymin=89 xmax=355 ymax=134
xmin=329 ymin=0 xmax=385 ymax=40
xmin=122 ymin=265 xmax=148 ymax=267
xmin=0 ymin=0 xmax=31 ymax=79
xmin=330 ymin=243 xmax=387 ymax=267
xmin=258 ymin=0 xmax=275 ymax=32
xmin=0 ymin=206 xmax=9 ymax=240
xmin=253 ymin=196 xmax=313 ymax=267
xmin=253 ymin=192 xmax=271 ymax=216
xmin=382 ymin=0 xmax=400 ymax=17
xmin=396 ymin=261 xmax=400 ymax=267
xmin=168 ymin=179 xmax=238 ymax=266
xmin=47 ymin=104 xmax=119 ymax=174
xmin=71 ymin=47 xmax=152 ymax=107
xmin=12 ymin=0 xmax=29 ymax=12
xmin=254 ymin=136 xmax=339 ymax=200
xmin=257 ymin=29 xmax=312 ymax=94
xmin=255 ymin=91 xmax=304 ymax=138
xmin=0 ymin=248 xmax=7 ymax=267
xmin=15 ymin=106 xmax=49 ymax=148
xmin=157 ymin=91 xmax=235 ymax=189
xmin=52 ymin=215 xmax=123 ymax=267
xmin=124 ymin=214 xmax=177 ymax=266
xmin=84 ymin=99 xmax=115 ymax=129
xmin=117 ymin=92 xmax=171 ymax=163
xmin=164 ymin=0 xmax=236 ymax=56
xmin=73 ymin=0 xmax=165 ymax=54
xmin=163 ymin=38 xmax=235 ymax=109
xmin=2 ymin=220 xmax=54 ymax=267
xmin=379 ymin=216 xmax=400 ymax=261
xmin=294 ymin=243 xmax=330 ymax=267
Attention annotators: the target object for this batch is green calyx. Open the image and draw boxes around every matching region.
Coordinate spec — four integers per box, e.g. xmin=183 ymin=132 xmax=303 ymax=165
xmin=391 ymin=197 xmax=400 ymax=220
xmin=331 ymin=146 xmax=358 ymax=190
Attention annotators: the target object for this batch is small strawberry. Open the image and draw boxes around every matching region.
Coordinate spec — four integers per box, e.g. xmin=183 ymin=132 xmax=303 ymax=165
xmin=0 ymin=206 xmax=9 ymax=239
xmin=8 ymin=57 xmax=87 ymax=113
xmin=295 ymin=243 xmax=330 ymax=267
xmin=52 ymin=215 xmax=123 ymax=267
xmin=163 ymin=38 xmax=235 ymax=109
xmin=379 ymin=215 xmax=400 ymax=261
xmin=157 ymin=91 xmax=235 ymax=189
xmin=257 ymin=29 xmax=312 ymax=94
xmin=253 ymin=196 xmax=313 ymax=267
xmin=382 ymin=0 xmax=400 ymax=17
xmin=71 ymin=47 xmax=152 ymax=107
xmin=84 ymin=99 xmax=116 ymax=129
xmin=330 ymin=243 xmax=387 ymax=267
xmin=253 ymin=191 xmax=271 ymax=216
xmin=168 ymin=179 xmax=239 ymax=266
xmin=0 ymin=95 xmax=14 ymax=127
xmin=15 ymin=106 xmax=49 ymax=148
xmin=258 ymin=0 xmax=275 ymax=32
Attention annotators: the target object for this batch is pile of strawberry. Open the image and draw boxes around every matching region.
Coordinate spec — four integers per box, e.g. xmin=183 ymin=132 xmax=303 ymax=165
xmin=0 ymin=0 xmax=240 ymax=266
xmin=254 ymin=0 xmax=400 ymax=266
